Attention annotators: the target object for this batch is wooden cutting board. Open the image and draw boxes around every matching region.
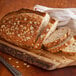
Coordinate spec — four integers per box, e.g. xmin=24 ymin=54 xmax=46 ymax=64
xmin=0 ymin=0 xmax=76 ymax=76
xmin=1 ymin=51 xmax=76 ymax=76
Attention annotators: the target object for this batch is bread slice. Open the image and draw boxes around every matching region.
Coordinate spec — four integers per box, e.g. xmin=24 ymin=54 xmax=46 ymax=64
xmin=46 ymin=34 xmax=75 ymax=53
xmin=34 ymin=18 xmax=58 ymax=49
xmin=0 ymin=39 xmax=75 ymax=70
xmin=43 ymin=27 xmax=71 ymax=49
xmin=61 ymin=40 xmax=76 ymax=53
xmin=0 ymin=9 xmax=56 ymax=50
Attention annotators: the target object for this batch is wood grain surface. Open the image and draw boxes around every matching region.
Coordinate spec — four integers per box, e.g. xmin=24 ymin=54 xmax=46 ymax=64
xmin=0 ymin=0 xmax=76 ymax=76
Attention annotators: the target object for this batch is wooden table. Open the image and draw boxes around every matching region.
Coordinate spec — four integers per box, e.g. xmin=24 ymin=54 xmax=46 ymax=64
xmin=0 ymin=0 xmax=76 ymax=76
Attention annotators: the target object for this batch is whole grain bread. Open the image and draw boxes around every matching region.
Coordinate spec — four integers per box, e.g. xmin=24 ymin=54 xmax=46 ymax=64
xmin=0 ymin=9 xmax=57 ymax=50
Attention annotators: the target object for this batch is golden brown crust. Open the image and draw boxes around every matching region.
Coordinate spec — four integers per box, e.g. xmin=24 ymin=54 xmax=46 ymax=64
xmin=1 ymin=8 xmax=45 ymax=20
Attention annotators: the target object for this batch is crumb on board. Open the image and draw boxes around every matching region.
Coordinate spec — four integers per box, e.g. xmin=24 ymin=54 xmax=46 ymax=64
xmin=23 ymin=63 xmax=27 ymax=65
xmin=8 ymin=58 xmax=12 ymax=60
xmin=26 ymin=65 xmax=30 ymax=68
xmin=16 ymin=66 xmax=20 ymax=68
xmin=16 ymin=61 xmax=19 ymax=64
xmin=12 ymin=65 xmax=15 ymax=67
xmin=23 ymin=63 xmax=30 ymax=68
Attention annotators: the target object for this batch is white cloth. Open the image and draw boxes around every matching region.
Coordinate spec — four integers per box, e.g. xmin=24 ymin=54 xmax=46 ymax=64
xmin=34 ymin=5 xmax=76 ymax=32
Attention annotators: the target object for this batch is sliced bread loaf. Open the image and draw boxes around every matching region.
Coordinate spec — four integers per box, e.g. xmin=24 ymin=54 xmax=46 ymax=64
xmin=0 ymin=9 xmax=54 ymax=50
xmin=42 ymin=27 xmax=71 ymax=49
xmin=46 ymin=34 xmax=75 ymax=53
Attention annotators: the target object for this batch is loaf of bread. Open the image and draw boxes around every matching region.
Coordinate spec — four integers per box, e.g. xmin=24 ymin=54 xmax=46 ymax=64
xmin=0 ymin=8 xmax=58 ymax=50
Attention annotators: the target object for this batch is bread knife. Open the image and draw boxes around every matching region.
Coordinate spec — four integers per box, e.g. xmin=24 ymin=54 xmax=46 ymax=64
xmin=0 ymin=56 xmax=22 ymax=76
